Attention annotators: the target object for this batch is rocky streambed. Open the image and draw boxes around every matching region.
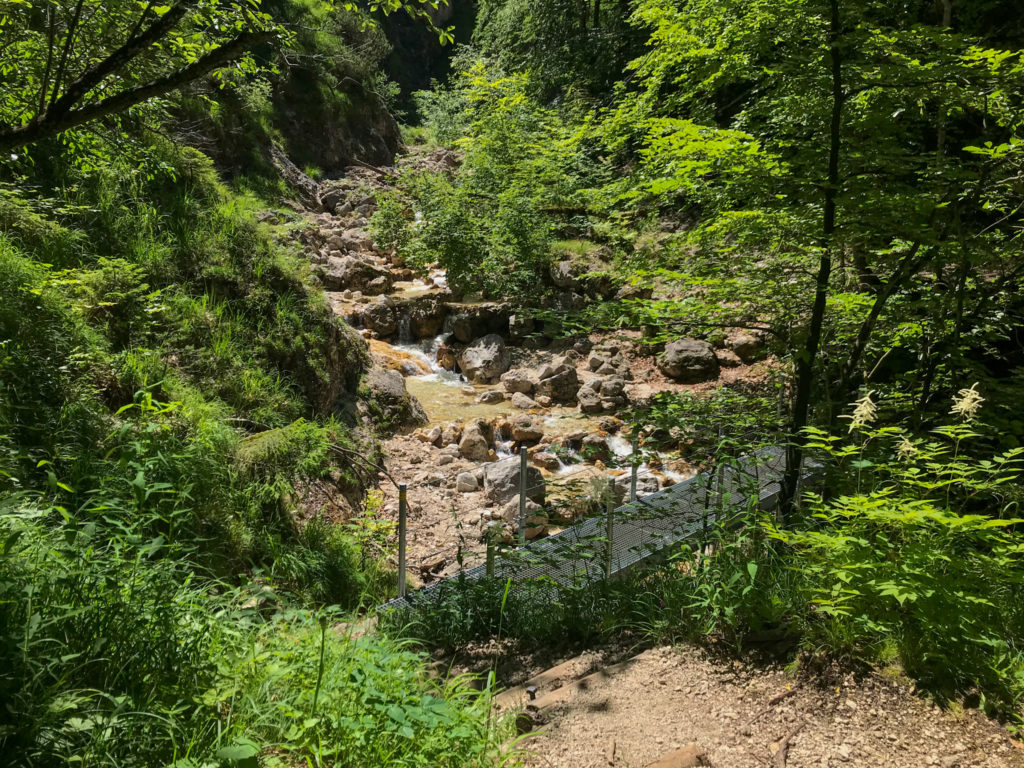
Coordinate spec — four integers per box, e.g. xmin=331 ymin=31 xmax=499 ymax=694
xmin=293 ymin=152 xmax=773 ymax=584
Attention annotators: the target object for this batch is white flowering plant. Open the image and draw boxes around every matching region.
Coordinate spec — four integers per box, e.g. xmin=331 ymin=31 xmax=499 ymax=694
xmin=764 ymin=385 xmax=1024 ymax=718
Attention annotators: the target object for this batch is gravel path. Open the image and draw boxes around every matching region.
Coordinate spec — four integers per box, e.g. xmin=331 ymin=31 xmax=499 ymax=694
xmin=515 ymin=646 xmax=1024 ymax=768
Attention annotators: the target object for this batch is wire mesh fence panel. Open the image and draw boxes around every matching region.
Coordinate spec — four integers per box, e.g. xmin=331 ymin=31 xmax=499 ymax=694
xmin=380 ymin=446 xmax=807 ymax=612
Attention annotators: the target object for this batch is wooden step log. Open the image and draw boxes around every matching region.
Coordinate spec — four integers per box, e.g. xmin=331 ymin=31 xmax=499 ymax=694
xmin=513 ymin=654 xmax=644 ymax=733
xmin=492 ymin=655 xmax=595 ymax=712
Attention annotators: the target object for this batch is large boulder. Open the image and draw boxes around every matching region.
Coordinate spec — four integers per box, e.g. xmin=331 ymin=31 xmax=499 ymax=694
xmin=458 ymin=334 xmax=511 ymax=383
xmin=362 ymin=296 xmax=398 ymax=337
xmin=657 ymin=339 xmax=720 ymax=383
xmin=319 ymin=256 xmax=393 ymax=294
xmin=361 ymin=367 xmax=427 ymax=433
xmin=484 ymin=461 xmax=545 ymax=505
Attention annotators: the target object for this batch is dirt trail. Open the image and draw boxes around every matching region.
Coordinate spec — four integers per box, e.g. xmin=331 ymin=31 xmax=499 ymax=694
xmin=500 ymin=646 xmax=1023 ymax=768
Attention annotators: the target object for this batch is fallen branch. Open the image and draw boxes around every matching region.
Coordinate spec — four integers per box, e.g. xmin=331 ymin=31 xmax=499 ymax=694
xmin=772 ymin=723 xmax=804 ymax=768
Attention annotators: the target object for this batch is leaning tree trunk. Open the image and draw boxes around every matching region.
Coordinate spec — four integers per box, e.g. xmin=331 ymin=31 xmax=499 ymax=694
xmin=780 ymin=0 xmax=843 ymax=520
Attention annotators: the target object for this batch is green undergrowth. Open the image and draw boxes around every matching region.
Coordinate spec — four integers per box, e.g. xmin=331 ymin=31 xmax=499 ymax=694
xmin=384 ymin=402 xmax=1024 ymax=726
xmin=0 ymin=500 xmax=512 ymax=767
xmin=0 ymin=137 xmax=472 ymax=762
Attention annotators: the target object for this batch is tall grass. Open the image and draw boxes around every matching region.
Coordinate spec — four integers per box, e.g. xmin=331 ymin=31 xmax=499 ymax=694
xmin=0 ymin=500 xmax=511 ymax=767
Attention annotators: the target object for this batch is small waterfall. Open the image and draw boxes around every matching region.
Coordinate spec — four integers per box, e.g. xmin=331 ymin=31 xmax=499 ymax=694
xmin=494 ymin=439 xmax=515 ymax=459
xmin=396 ymin=312 xmax=413 ymax=344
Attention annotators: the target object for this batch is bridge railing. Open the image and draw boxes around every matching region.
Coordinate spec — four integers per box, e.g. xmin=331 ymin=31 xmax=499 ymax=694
xmin=380 ymin=445 xmax=803 ymax=613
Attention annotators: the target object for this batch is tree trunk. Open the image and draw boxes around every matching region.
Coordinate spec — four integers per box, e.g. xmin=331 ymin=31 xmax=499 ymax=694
xmin=780 ymin=0 xmax=843 ymax=520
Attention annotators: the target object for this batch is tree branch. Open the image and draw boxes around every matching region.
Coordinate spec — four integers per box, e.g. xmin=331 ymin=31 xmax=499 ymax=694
xmin=47 ymin=0 xmax=196 ymax=119
xmin=48 ymin=0 xmax=88 ymax=112
xmin=0 ymin=30 xmax=274 ymax=152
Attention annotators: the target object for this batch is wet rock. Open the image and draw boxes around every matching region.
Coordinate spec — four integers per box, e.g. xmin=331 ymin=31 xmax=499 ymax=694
xmin=458 ymin=334 xmax=512 ymax=384
xmin=510 ymin=392 xmax=539 ymax=410
xmin=407 ymin=298 xmax=446 ymax=339
xmin=501 ymin=368 xmax=536 ymax=395
xmin=436 ymin=342 xmax=458 ymax=372
xmin=581 ymin=433 xmax=611 ymax=462
xmin=657 ymin=339 xmax=720 ymax=383
xmin=478 ymin=390 xmax=505 ymax=404
xmin=511 ymin=414 xmax=545 ymax=443
xmin=483 ymin=462 xmax=545 ymax=505
xmin=362 ymin=295 xmax=398 ymax=337
xmin=533 ymin=452 xmax=561 ymax=471
xmin=456 ymin=472 xmax=479 ymax=493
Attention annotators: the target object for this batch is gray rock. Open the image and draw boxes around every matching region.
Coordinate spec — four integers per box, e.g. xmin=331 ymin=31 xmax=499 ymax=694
xmin=458 ymin=419 xmax=493 ymax=462
xmin=320 ymin=187 xmax=348 ymax=213
xmin=362 ymin=296 xmax=398 ymax=337
xmin=536 ymin=365 xmax=579 ymax=404
xmin=577 ymin=386 xmax=604 ymax=414
xmin=613 ymin=473 xmax=661 ymax=501
xmin=458 ymin=334 xmax=511 ymax=384
xmin=657 ymin=339 xmax=720 ymax=383
xmin=456 ymin=472 xmax=479 ymax=493
xmin=510 ymin=392 xmax=539 ymax=410
xmin=508 ymin=313 xmax=535 ymax=341
xmin=511 ymin=414 xmax=544 ymax=442
xmin=484 ymin=461 xmax=545 ymax=505
xmin=501 ymin=368 xmax=536 ymax=395
xmin=716 ymin=349 xmax=743 ymax=368
xmin=550 ymin=260 xmax=580 ymax=289
xmin=727 ymin=330 xmax=767 ymax=363
xmin=362 ymin=367 xmax=427 ymax=432
xmin=458 ymin=431 xmax=491 ymax=462
xmin=478 ymin=390 xmax=505 ymax=404
xmin=602 ymin=376 xmax=626 ymax=398
xmin=319 ymin=256 xmax=393 ymax=294
xmin=408 ymin=298 xmax=446 ymax=339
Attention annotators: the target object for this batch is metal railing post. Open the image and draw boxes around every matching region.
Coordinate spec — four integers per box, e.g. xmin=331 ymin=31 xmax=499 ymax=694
xmin=604 ymin=495 xmax=614 ymax=579
xmin=486 ymin=522 xmax=498 ymax=577
xmin=397 ymin=482 xmax=407 ymax=598
xmin=518 ymin=447 xmax=528 ymax=545
xmin=630 ymin=436 xmax=639 ymax=502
